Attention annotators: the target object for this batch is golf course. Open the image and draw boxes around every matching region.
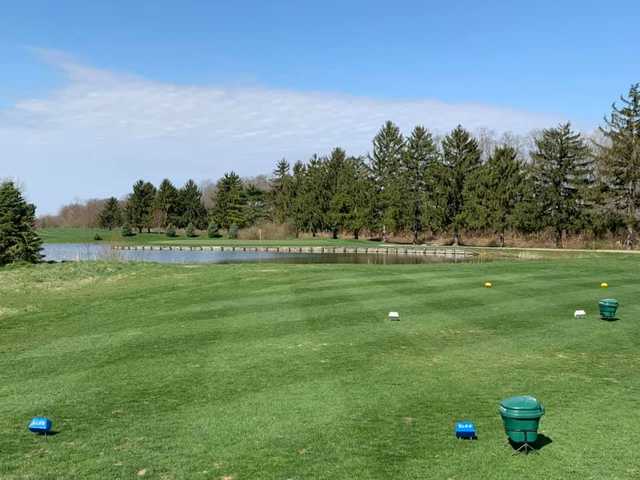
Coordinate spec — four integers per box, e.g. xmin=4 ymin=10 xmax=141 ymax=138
xmin=2 ymin=253 xmax=639 ymax=479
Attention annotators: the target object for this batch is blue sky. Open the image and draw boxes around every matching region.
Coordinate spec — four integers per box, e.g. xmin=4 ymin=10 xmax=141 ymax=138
xmin=1 ymin=0 xmax=639 ymax=213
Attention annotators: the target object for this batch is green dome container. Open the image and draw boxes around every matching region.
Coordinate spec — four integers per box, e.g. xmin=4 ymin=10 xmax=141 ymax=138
xmin=499 ymin=395 xmax=545 ymax=443
xmin=598 ymin=298 xmax=619 ymax=320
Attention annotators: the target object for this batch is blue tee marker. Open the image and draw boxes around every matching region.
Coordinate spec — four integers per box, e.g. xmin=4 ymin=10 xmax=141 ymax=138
xmin=28 ymin=417 xmax=52 ymax=434
xmin=455 ymin=421 xmax=477 ymax=439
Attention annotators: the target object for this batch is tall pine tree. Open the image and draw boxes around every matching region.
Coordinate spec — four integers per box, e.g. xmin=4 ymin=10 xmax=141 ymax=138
xmin=596 ymin=83 xmax=640 ymax=248
xmin=369 ymin=121 xmax=405 ymax=240
xmin=179 ymin=179 xmax=207 ymax=229
xmin=442 ymin=125 xmax=481 ymax=244
xmin=126 ymin=180 xmax=156 ymax=233
xmin=155 ymin=179 xmax=179 ymax=228
xmin=401 ymin=126 xmax=439 ymax=243
xmin=211 ymin=172 xmax=246 ymax=229
xmin=270 ymin=159 xmax=292 ymax=224
xmin=98 ymin=197 xmax=122 ymax=230
xmin=0 ymin=181 xmax=42 ymax=265
xmin=462 ymin=145 xmax=524 ymax=246
xmin=531 ymin=123 xmax=592 ymax=247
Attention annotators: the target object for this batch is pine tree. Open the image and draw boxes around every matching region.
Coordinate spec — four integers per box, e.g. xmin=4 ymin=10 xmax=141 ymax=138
xmin=369 ymin=121 xmax=405 ymax=239
xmin=0 ymin=181 xmax=42 ymax=265
xmin=243 ymin=184 xmax=267 ymax=226
xmin=270 ymin=159 xmax=292 ymax=224
xmin=442 ymin=125 xmax=482 ymax=244
xmin=301 ymin=156 xmax=328 ymax=236
xmin=98 ymin=197 xmax=122 ymax=230
xmin=462 ymin=145 xmax=524 ymax=246
xmin=126 ymin=180 xmax=156 ymax=233
xmin=401 ymin=126 xmax=439 ymax=243
xmin=155 ymin=179 xmax=179 ymax=229
xmin=324 ymin=148 xmax=348 ymax=238
xmin=329 ymin=156 xmax=371 ymax=239
xmin=531 ymin=123 xmax=592 ymax=247
xmin=596 ymin=83 xmax=640 ymax=248
xmin=178 ymin=180 xmax=207 ymax=229
xmin=290 ymin=161 xmax=308 ymax=236
xmin=211 ymin=172 xmax=246 ymax=229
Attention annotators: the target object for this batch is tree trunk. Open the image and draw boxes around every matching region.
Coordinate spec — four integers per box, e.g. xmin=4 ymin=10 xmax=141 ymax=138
xmin=354 ymin=229 xmax=359 ymax=240
xmin=554 ymin=229 xmax=562 ymax=248
xmin=498 ymin=232 xmax=505 ymax=248
xmin=412 ymin=230 xmax=419 ymax=245
xmin=452 ymin=232 xmax=459 ymax=246
xmin=624 ymin=225 xmax=636 ymax=250
xmin=332 ymin=229 xmax=338 ymax=240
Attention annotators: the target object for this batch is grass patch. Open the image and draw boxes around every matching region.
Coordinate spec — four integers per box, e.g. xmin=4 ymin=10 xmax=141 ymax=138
xmin=1 ymin=258 xmax=639 ymax=479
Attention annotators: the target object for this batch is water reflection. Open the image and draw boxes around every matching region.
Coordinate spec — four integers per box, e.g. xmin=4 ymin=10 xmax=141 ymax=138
xmin=42 ymin=243 xmax=473 ymax=265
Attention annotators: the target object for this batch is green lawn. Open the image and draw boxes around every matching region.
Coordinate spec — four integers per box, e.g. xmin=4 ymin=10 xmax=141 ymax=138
xmin=1 ymin=257 xmax=639 ymax=479
xmin=37 ymin=227 xmax=374 ymax=247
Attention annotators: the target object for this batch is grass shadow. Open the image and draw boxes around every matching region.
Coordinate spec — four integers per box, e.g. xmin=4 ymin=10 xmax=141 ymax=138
xmin=508 ymin=433 xmax=552 ymax=452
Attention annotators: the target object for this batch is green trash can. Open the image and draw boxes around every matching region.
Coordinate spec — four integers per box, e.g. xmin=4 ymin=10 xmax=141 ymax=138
xmin=599 ymin=298 xmax=619 ymax=320
xmin=499 ymin=396 xmax=545 ymax=443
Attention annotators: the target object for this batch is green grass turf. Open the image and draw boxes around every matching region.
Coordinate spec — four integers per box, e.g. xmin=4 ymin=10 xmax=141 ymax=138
xmin=37 ymin=228 xmax=373 ymax=247
xmin=1 ymin=257 xmax=639 ymax=479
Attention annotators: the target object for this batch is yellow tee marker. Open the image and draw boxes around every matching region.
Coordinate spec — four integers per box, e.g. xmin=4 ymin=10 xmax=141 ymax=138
xmin=600 ymin=282 xmax=608 ymax=288
xmin=484 ymin=282 xmax=493 ymax=288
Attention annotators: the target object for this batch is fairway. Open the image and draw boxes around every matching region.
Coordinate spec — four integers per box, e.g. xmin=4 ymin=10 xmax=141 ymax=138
xmin=1 ymin=257 xmax=639 ymax=479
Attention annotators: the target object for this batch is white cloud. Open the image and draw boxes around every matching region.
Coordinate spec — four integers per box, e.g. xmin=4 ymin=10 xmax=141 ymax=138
xmin=1 ymin=50 xmax=562 ymax=214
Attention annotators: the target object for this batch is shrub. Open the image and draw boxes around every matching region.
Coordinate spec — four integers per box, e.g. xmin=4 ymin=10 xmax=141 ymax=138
xmin=186 ymin=223 xmax=198 ymax=238
xmin=207 ymin=222 xmax=221 ymax=238
xmin=121 ymin=224 xmax=134 ymax=237
xmin=228 ymin=224 xmax=239 ymax=239
xmin=93 ymin=233 xmax=103 ymax=241
xmin=166 ymin=225 xmax=177 ymax=238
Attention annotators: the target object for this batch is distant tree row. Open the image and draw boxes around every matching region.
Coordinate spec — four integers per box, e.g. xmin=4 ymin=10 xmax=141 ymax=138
xmin=89 ymin=83 xmax=639 ymax=248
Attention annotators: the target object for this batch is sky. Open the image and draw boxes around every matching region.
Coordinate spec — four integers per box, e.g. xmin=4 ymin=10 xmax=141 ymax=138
xmin=1 ymin=1 xmax=639 ymax=214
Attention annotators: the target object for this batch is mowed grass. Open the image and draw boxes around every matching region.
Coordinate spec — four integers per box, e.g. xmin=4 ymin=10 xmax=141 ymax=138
xmin=37 ymin=228 xmax=373 ymax=247
xmin=1 ymin=257 xmax=639 ymax=479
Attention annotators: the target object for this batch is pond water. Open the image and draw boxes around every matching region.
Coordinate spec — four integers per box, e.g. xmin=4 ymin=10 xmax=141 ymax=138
xmin=42 ymin=243 xmax=473 ymax=265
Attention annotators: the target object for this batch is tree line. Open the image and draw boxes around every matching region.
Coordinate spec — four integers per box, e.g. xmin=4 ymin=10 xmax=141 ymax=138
xmin=95 ymin=84 xmax=638 ymax=248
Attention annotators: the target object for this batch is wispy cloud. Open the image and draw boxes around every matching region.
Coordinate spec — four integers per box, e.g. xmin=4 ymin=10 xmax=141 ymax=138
xmin=2 ymin=49 xmax=562 ymax=213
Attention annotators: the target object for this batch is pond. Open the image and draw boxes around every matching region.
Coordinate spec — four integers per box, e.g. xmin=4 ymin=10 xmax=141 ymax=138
xmin=42 ymin=243 xmax=475 ymax=265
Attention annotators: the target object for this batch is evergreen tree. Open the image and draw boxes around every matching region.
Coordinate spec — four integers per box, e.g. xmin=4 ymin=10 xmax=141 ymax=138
xmin=155 ymin=179 xmax=179 ymax=228
xmin=369 ymin=121 xmax=405 ymax=239
xmin=510 ymin=172 xmax=545 ymax=235
xmin=462 ymin=145 xmax=524 ymax=246
xmin=0 ymin=181 xmax=42 ymax=265
xmin=324 ymin=148 xmax=348 ymax=238
xmin=178 ymin=180 xmax=207 ymax=229
xmin=530 ymin=123 xmax=592 ymax=247
xmin=401 ymin=126 xmax=440 ymax=243
xmin=442 ymin=125 xmax=482 ymax=244
xmin=270 ymin=159 xmax=292 ymax=224
xmin=299 ymin=155 xmax=327 ymax=236
xmin=596 ymin=83 xmax=640 ymax=248
xmin=290 ymin=161 xmax=307 ymax=236
xmin=329 ymin=156 xmax=371 ymax=239
xmin=126 ymin=180 xmax=156 ymax=233
xmin=98 ymin=197 xmax=122 ymax=230
xmin=243 ymin=184 xmax=267 ymax=226
xmin=211 ymin=172 xmax=246 ymax=229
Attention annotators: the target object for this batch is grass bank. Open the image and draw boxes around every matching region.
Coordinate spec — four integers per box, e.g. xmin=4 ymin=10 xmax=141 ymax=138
xmin=37 ymin=227 xmax=373 ymax=247
xmin=2 ymin=257 xmax=639 ymax=478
